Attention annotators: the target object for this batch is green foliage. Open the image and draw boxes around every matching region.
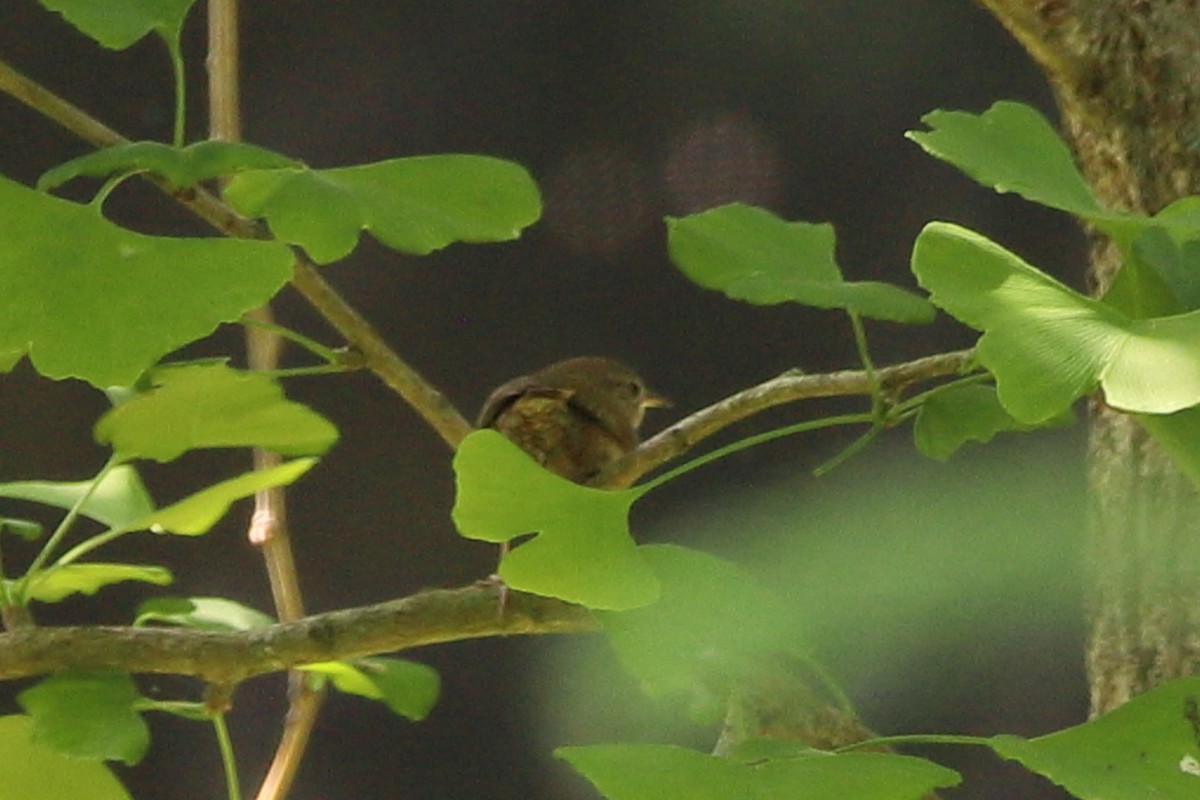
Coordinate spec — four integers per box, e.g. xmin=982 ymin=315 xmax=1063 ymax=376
xmin=94 ymin=364 xmax=338 ymax=462
xmin=129 ymin=459 xmax=317 ymax=535
xmin=558 ymin=741 xmax=960 ymax=800
xmin=667 ymin=203 xmax=935 ymax=323
xmin=913 ymin=222 xmax=1200 ymax=421
xmin=0 ymin=175 xmax=294 ymax=387
xmin=300 ymin=658 xmax=441 ymax=721
xmin=0 ymin=466 xmax=153 ymax=529
xmin=987 ymin=677 xmax=1200 ymax=799
xmin=597 ymin=545 xmax=798 ymax=720
xmin=452 ymin=430 xmax=658 ymax=610
xmin=21 ymin=563 xmax=172 ymax=603
xmin=39 ymin=141 xmax=300 ymax=192
xmin=133 ymin=596 xmax=275 ymax=631
xmin=17 ymin=672 xmax=149 ymax=765
xmin=913 ymin=383 xmax=1074 ymax=460
xmin=0 ymin=716 xmax=131 ymax=800
xmin=224 ymin=155 xmax=543 ymax=263
xmin=37 ymin=0 xmax=196 ymax=51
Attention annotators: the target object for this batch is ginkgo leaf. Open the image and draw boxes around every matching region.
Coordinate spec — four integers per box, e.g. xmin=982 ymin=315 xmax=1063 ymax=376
xmin=0 ymin=716 xmax=131 ymax=800
xmin=21 ymin=564 xmax=172 ymax=604
xmin=0 ymin=176 xmax=293 ymax=388
xmin=39 ymin=141 xmax=299 ymax=192
xmin=668 ymin=203 xmax=934 ymax=323
xmin=94 ymin=364 xmax=337 ymax=462
xmin=913 ymin=383 xmax=1075 ymax=461
xmin=451 ymin=430 xmax=659 ymax=611
xmin=224 ymin=155 xmax=542 ymax=264
xmin=128 ymin=459 xmax=317 ymax=535
xmin=912 ymin=222 xmax=1200 ymax=421
xmin=989 ymin=676 xmax=1200 ymax=800
xmin=37 ymin=0 xmax=195 ymax=50
xmin=301 ymin=658 xmax=440 ymax=721
xmin=133 ymin=596 xmax=275 ymax=631
xmin=558 ymin=742 xmax=960 ymax=800
xmin=0 ymin=466 xmax=153 ymax=529
xmin=18 ymin=672 xmax=149 ymax=765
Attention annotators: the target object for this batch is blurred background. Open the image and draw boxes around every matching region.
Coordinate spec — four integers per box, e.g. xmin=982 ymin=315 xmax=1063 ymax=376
xmin=0 ymin=2 xmax=1089 ymax=798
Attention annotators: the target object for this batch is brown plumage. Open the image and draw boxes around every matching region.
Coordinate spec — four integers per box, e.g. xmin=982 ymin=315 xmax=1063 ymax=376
xmin=476 ymin=356 xmax=669 ymax=484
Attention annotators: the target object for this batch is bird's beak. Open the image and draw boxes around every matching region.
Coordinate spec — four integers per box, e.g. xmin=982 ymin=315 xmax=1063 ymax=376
xmin=642 ymin=389 xmax=672 ymax=410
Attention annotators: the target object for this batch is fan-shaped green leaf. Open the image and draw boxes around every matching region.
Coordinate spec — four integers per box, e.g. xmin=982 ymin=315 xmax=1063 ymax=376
xmin=668 ymin=203 xmax=934 ymax=323
xmin=989 ymin=676 xmax=1200 ymax=800
xmin=451 ymin=430 xmax=658 ymax=611
xmin=912 ymin=223 xmax=1200 ymax=421
xmin=17 ymin=672 xmax=148 ymax=765
xmin=0 ymin=176 xmax=293 ymax=387
xmin=224 ymin=155 xmax=542 ymax=264
xmin=94 ymin=364 xmax=337 ymax=462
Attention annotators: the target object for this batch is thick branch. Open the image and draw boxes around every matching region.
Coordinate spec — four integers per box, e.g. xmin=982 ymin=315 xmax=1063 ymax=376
xmin=0 ymin=585 xmax=595 ymax=682
xmin=601 ymin=349 xmax=977 ymax=487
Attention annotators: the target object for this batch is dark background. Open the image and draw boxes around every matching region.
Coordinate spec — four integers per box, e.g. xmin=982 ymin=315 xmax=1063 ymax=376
xmin=0 ymin=3 xmax=1090 ymax=799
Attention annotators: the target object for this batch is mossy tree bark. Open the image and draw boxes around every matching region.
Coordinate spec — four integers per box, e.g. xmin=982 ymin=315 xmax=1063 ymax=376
xmin=978 ymin=0 xmax=1200 ymax=716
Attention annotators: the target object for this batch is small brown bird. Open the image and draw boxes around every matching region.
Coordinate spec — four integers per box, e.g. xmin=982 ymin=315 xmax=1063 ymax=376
xmin=476 ymin=356 xmax=670 ymax=485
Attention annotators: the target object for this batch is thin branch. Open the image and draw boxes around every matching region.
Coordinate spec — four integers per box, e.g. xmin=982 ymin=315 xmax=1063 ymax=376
xmin=598 ymin=349 xmax=977 ymax=487
xmin=0 ymin=55 xmax=472 ymax=449
xmin=0 ymin=584 xmax=596 ymax=682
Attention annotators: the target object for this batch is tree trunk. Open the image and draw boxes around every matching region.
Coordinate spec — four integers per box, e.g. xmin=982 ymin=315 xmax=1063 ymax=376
xmin=978 ymin=0 xmax=1200 ymax=715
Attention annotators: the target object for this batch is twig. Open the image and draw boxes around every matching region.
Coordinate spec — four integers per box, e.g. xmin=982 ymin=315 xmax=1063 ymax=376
xmin=0 ymin=584 xmax=595 ymax=681
xmin=598 ymin=349 xmax=977 ymax=487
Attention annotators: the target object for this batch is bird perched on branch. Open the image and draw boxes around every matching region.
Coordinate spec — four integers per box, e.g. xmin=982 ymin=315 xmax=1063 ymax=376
xmin=476 ymin=356 xmax=670 ymax=485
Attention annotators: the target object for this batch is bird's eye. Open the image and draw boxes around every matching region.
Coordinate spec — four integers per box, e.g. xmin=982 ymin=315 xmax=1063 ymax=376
xmin=626 ymin=380 xmax=643 ymax=398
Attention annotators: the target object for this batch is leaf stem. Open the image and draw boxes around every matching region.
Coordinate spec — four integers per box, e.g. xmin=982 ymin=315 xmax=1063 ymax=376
xmin=238 ymin=316 xmax=341 ymax=364
xmin=14 ymin=455 xmax=122 ymax=603
xmin=639 ymin=413 xmax=876 ymax=492
xmin=212 ymin=712 xmax=243 ymax=800
xmin=835 ymin=732 xmax=994 ymax=752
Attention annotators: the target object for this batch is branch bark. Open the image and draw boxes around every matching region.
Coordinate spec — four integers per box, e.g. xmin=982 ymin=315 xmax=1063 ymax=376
xmin=0 ymin=585 xmax=595 ymax=682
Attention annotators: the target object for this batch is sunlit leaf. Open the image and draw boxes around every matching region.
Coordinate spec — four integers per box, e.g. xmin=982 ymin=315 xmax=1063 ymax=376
xmin=912 ymin=222 xmax=1200 ymax=421
xmin=23 ymin=564 xmax=172 ymax=603
xmin=0 ymin=176 xmax=293 ymax=387
xmin=38 ymin=0 xmax=195 ymax=49
xmin=17 ymin=672 xmax=148 ymax=765
xmin=39 ymin=141 xmax=299 ymax=192
xmin=0 ymin=466 xmax=152 ymax=529
xmin=907 ymin=101 xmax=1100 ymax=217
xmin=133 ymin=596 xmax=274 ymax=631
xmin=0 ymin=716 xmax=131 ymax=800
xmin=301 ymin=658 xmax=440 ymax=721
xmin=1136 ymin=406 xmax=1200 ymax=490
xmin=224 ymin=155 xmax=542 ymax=264
xmin=668 ymin=203 xmax=934 ymax=323
xmin=558 ymin=742 xmax=960 ymax=800
xmin=94 ymin=364 xmax=337 ymax=462
xmin=128 ymin=459 xmax=318 ymax=535
xmin=451 ymin=430 xmax=659 ymax=611
xmin=989 ymin=676 xmax=1200 ymax=800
